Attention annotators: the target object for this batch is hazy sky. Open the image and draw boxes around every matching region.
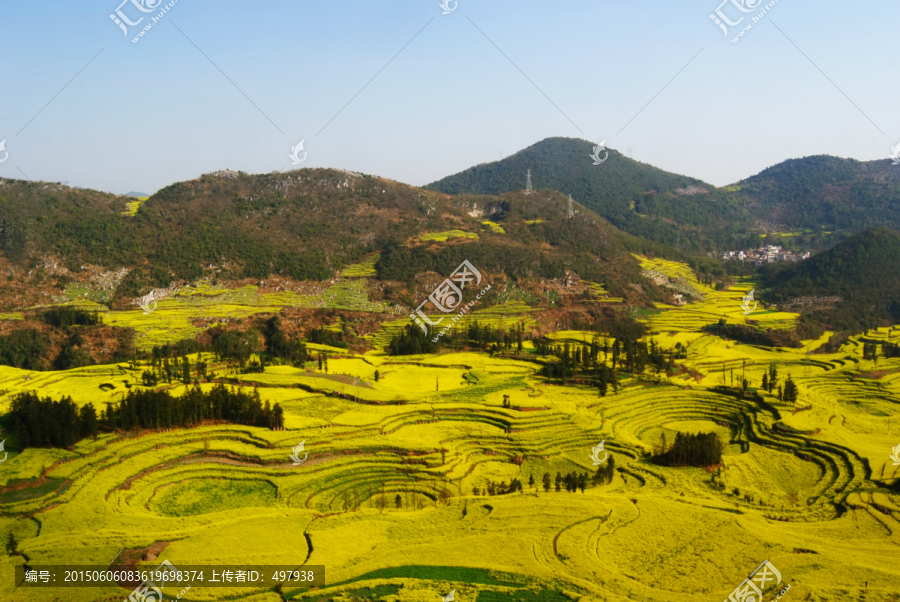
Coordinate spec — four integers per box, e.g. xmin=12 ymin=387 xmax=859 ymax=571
xmin=0 ymin=1 xmax=897 ymax=195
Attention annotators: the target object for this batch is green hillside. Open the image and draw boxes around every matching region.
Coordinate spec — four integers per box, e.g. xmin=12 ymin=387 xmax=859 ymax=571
xmin=0 ymin=171 xmax=664 ymax=312
xmin=762 ymin=226 xmax=900 ymax=331
xmin=735 ymin=155 xmax=900 ymax=232
xmin=428 ymin=138 xmax=900 ymax=250
xmin=426 ymin=137 xmax=753 ymax=251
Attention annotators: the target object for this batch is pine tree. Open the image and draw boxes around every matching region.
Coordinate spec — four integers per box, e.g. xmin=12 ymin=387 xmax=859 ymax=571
xmin=5 ymin=532 xmax=17 ymax=556
xmin=528 ymin=474 xmax=535 ymax=489
xmin=768 ymin=363 xmax=778 ymax=393
xmin=554 ymin=472 xmax=562 ymax=492
xmin=783 ymin=375 xmax=799 ymax=404
xmin=542 ymin=472 xmax=551 ymax=492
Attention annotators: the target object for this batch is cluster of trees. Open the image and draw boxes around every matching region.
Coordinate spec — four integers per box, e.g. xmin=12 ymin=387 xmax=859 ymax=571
xmin=881 ymin=340 xmax=900 ymax=359
xmin=0 ymin=308 xmax=134 ymax=371
xmin=470 ymin=461 xmax=617 ymax=497
xmin=0 ymin=329 xmax=47 ymax=370
xmin=146 ymin=317 xmax=312 ymax=375
xmin=387 ymin=321 xmax=529 ymax=357
xmin=652 ymin=432 xmax=724 ymax=468
xmin=539 ymin=336 xmax=679 ymax=376
xmin=306 ymin=326 xmax=348 ymax=349
xmin=388 ymin=323 xmax=442 ymax=356
xmin=539 ymin=462 xmax=616 ymax=492
xmin=472 ymin=478 xmax=524 ymax=496
xmin=39 ymin=307 xmax=102 ymax=328
xmin=861 ymin=340 xmax=900 ymax=361
xmin=468 ymin=322 xmax=525 ymax=353
xmin=537 ymin=336 xmax=683 ymax=393
xmin=264 ymin=317 xmax=311 ymax=364
xmin=10 ymin=384 xmax=286 ymax=449
xmin=703 ymin=319 xmax=802 ymax=349
xmin=863 ymin=341 xmax=879 ymax=360
xmin=10 ymin=392 xmax=98 ymax=447
xmin=152 ymin=339 xmax=201 ymax=360
xmin=142 ymin=354 xmax=209 ymax=386
xmin=759 ymin=363 xmax=799 ymax=404
xmin=103 ymin=384 xmax=284 ymax=432
xmin=209 ymin=329 xmax=260 ymax=367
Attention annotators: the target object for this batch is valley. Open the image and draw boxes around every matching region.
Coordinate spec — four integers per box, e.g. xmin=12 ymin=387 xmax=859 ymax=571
xmin=1 ymin=253 xmax=898 ymax=601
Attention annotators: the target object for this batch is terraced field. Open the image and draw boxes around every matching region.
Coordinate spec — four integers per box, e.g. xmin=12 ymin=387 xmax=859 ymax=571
xmin=0 ymin=260 xmax=898 ymax=601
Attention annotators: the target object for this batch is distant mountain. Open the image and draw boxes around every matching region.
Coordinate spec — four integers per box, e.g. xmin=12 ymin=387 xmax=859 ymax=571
xmin=125 ymin=191 xmax=150 ymax=197
xmin=427 ymin=137 xmax=751 ymax=252
xmin=0 ymin=170 xmax=663 ymax=310
xmin=731 ymin=155 xmax=900 ymax=233
xmin=761 ymin=226 xmax=900 ymax=331
xmin=429 ymin=139 xmax=900 ymax=250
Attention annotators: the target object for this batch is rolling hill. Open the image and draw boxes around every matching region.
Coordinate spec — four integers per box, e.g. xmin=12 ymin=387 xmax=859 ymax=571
xmin=0 ymin=169 xmax=667 ymax=313
xmin=427 ymin=137 xmax=750 ymax=252
xmin=730 ymin=155 xmax=900 ymax=232
xmin=761 ymin=226 xmax=900 ymax=331
xmin=428 ymin=137 xmax=900 ymax=251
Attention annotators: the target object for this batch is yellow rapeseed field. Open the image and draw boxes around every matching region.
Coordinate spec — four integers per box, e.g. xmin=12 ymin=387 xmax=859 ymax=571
xmin=0 ymin=257 xmax=898 ymax=601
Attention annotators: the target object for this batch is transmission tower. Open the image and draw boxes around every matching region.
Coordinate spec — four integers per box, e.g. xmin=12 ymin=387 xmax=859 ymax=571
xmin=525 ymin=169 xmax=533 ymax=194
xmin=567 ymin=194 xmax=574 ymax=219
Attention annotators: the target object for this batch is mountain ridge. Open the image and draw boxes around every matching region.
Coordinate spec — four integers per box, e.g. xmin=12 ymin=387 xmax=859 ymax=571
xmin=427 ymin=137 xmax=900 ymax=248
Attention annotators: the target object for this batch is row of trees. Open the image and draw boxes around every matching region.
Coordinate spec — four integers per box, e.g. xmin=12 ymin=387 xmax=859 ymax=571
xmin=387 ymin=321 xmax=528 ymax=357
xmin=469 ymin=461 xmax=618 ymax=497
xmin=472 ymin=478 xmax=524 ymax=496
xmin=9 ymin=384 xmax=286 ymax=449
xmin=143 ymin=354 xmax=210 ymax=385
xmin=103 ymin=384 xmax=284 ymax=432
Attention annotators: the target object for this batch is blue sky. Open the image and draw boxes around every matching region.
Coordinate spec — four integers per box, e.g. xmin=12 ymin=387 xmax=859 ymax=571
xmin=0 ymin=0 xmax=897 ymax=195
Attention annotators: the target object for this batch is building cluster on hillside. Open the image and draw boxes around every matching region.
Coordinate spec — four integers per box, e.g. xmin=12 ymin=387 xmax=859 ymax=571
xmin=721 ymin=245 xmax=810 ymax=265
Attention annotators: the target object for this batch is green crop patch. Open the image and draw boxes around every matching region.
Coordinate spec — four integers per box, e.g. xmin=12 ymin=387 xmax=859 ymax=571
xmin=150 ymin=478 xmax=278 ymax=516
